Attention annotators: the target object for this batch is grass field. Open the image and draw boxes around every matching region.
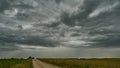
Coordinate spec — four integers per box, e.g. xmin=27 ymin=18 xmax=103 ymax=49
xmin=39 ymin=58 xmax=120 ymax=68
xmin=0 ymin=59 xmax=33 ymax=68
xmin=1 ymin=58 xmax=120 ymax=68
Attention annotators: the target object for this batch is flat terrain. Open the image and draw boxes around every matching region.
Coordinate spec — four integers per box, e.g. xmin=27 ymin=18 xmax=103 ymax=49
xmin=39 ymin=58 xmax=120 ymax=68
xmin=32 ymin=59 xmax=61 ymax=68
xmin=0 ymin=59 xmax=32 ymax=68
xmin=1 ymin=58 xmax=120 ymax=68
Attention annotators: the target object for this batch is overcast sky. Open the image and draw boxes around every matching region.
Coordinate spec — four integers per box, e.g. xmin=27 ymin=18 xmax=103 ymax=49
xmin=0 ymin=0 xmax=120 ymax=58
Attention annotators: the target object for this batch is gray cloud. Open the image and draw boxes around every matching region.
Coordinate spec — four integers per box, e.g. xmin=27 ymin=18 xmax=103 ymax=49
xmin=0 ymin=30 xmax=59 ymax=47
xmin=0 ymin=0 xmax=120 ymax=58
xmin=0 ymin=0 xmax=11 ymax=12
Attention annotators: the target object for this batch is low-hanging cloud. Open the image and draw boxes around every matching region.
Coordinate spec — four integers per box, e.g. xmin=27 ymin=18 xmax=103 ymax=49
xmin=0 ymin=0 xmax=120 ymax=52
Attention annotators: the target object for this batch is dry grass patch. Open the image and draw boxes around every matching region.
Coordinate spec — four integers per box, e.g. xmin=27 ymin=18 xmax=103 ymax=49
xmin=39 ymin=58 xmax=120 ymax=68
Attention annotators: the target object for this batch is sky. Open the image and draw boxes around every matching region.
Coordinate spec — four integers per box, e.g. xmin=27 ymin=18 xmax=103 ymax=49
xmin=0 ymin=0 xmax=120 ymax=58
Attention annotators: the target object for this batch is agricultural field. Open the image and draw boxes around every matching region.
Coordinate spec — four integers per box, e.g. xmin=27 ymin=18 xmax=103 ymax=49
xmin=39 ymin=58 xmax=120 ymax=68
xmin=0 ymin=59 xmax=33 ymax=68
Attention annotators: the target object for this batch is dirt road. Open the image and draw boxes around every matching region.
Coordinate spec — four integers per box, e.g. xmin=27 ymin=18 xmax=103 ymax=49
xmin=32 ymin=59 xmax=61 ymax=68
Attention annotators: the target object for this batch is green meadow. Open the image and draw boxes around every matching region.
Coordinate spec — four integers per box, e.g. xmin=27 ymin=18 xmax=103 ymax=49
xmin=0 ymin=59 xmax=32 ymax=68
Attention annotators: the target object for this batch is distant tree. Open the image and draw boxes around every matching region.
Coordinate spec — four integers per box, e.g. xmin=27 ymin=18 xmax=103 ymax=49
xmin=28 ymin=56 xmax=34 ymax=59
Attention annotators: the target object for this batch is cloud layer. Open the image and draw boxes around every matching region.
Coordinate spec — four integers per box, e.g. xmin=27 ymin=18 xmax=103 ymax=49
xmin=0 ymin=0 xmax=120 ymax=58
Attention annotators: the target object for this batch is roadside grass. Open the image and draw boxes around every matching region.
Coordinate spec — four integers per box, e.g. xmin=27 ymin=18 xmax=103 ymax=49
xmin=39 ymin=58 xmax=120 ymax=68
xmin=0 ymin=59 xmax=33 ymax=68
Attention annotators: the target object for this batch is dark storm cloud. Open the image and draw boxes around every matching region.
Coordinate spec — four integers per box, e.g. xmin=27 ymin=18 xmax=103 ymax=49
xmin=0 ymin=0 xmax=33 ymax=12
xmin=0 ymin=30 xmax=59 ymax=47
xmin=88 ymin=34 xmax=120 ymax=48
xmin=60 ymin=0 xmax=103 ymax=26
xmin=55 ymin=0 xmax=63 ymax=4
xmin=0 ymin=43 xmax=18 ymax=51
xmin=57 ymin=0 xmax=120 ymax=48
xmin=0 ymin=0 xmax=11 ymax=12
xmin=16 ymin=36 xmax=59 ymax=47
xmin=0 ymin=0 xmax=120 ymax=53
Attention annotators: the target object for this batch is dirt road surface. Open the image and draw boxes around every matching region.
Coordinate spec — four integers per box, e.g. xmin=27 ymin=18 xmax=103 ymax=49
xmin=32 ymin=59 xmax=61 ymax=68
